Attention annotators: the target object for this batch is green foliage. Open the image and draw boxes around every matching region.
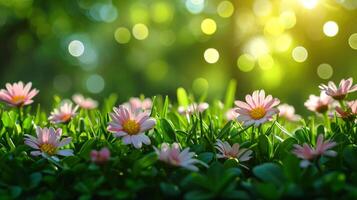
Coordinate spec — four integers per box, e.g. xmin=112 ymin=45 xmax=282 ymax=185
xmin=0 ymin=93 xmax=356 ymax=199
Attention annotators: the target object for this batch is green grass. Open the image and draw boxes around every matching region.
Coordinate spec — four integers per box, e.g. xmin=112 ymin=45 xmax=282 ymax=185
xmin=0 ymin=87 xmax=356 ymax=200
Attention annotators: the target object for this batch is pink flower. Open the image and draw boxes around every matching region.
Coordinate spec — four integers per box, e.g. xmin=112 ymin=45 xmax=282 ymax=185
xmin=292 ymin=134 xmax=337 ymax=168
xmin=49 ymin=102 xmax=78 ymax=124
xmin=319 ymin=78 xmax=357 ymax=100
xmin=178 ymin=102 xmax=209 ymax=115
xmin=24 ymin=127 xmax=73 ymax=158
xmin=90 ymin=147 xmax=110 ymax=164
xmin=278 ymin=104 xmax=301 ymax=122
xmin=304 ymin=92 xmax=333 ymax=113
xmin=154 ymin=143 xmax=208 ymax=171
xmin=225 ymin=108 xmax=239 ymax=121
xmin=336 ymin=100 xmax=357 ymax=120
xmin=0 ymin=81 xmax=39 ymax=107
xmin=123 ymin=97 xmax=152 ymax=112
xmin=234 ymin=90 xmax=280 ymax=127
xmin=72 ymin=94 xmax=98 ymax=109
xmin=215 ymin=139 xmax=253 ymax=162
xmin=107 ymin=105 xmax=156 ymax=148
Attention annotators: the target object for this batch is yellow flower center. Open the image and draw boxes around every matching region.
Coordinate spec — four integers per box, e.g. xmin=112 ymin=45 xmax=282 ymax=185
xmin=122 ymin=120 xmax=140 ymax=135
xmin=12 ymin=95 xmax=26 ymax=104
xmin=40 ymin=143 xmax=57 ymax=155
xmin=60 ymin=114 xmax=72 ymax=122
xmin=249 ymin=106 xmax=266 ymax=120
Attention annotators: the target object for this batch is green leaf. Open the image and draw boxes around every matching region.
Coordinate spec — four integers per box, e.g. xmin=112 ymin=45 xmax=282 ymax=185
xmin=30 ymin=172 xmax=42 ymax=188
xmin=159 ymin=118 xmax=176 ymax=142
xmin=197 ymin=152 xmax=214 ymax=164
xmin=22 ymin=116 xmax=33 ymax=130
xmin=160 ymin=182 xmax=180 ymax=197
xmin=223 ymin=79 xmax=236 ymax=111
xmin=78 ymin=138 xmax=97 ymax=159
xmin=184 ymin=190 xmax=214 ymax=200
xmin=2 ymin=111 xmax=16 ymax=128
xmin=177 ymin=87 xmax=189 ymax=107
xmin=275 ymin=137 xmax=297 ymax=160
xmin=258 ymin=134 xmax=272 ymax=160
xmin=253 ymin=163 xmax=285 ymax=186
xmin=10 ymin=186 xmax=22 ymax=198
xmin=343 ymin=145 xmax=357 ymax=170
xmin=223 ymin=158 xmax=239 ymax=169
xmin=161 ymin=96 xmax=170 ymax=118
xmin=133 ymin=152 xmax=157 ymax=176
xmin=255 ymin=183 xmax=281 ymax=200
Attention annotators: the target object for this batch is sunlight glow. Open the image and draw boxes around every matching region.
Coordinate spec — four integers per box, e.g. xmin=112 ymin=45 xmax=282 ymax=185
xmin=114 ymin=27 xmax=131 ymax=44
xmin=201 ymin=18 xmax=217 ymax=35
xmin=217 ymin=1 xmax=234 ymax=18
xmin=132 ymin=24 xmax=149 ymax=40
xmin=68 ymin=40 xmax=84 ymax=57
xmin=237 ymin=54 xmax=255 ymax=72
xmin=348 ymin=33 xmax=357 ymax=50
xmin=317 ymin=63 xmax=333 ymax=79
xmin=300 ymin=0 xmax=318 ymax=9
xmin=204 ymin=48 xmax=219 ymax=64
xmin=323 ymin=21 xmax=339 ymax=37
xmin=292 ymin=46 xmax=308 ymax=63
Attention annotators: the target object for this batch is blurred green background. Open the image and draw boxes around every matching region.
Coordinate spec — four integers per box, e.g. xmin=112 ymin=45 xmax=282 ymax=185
xmin=0 ymin=0 xmax=356 ymax=114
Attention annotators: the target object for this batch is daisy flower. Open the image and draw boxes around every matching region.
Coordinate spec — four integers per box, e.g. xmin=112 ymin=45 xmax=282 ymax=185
xmin=90 ymin=147 xmax=111 ymax=164
xmin=319 ymin=77 xmax=357 ymax=100
xmin=304 ymin=92 xmax=333 ymax=114
xmin=215 ymin=139 xmax=253 ymax=162
xmin=292 ymin=134 xmax=337 ymax=168
xmin=107 ymin=105 xmax=156 ymax=149
xmin=72 ymin=94 xmax=98 ymax=109
xmin=234 ymin=90 xmax=280 ymax=127
xmin=225 ymin=108 xmax=239 ymax=121
xmin=24 ymin=127 xmax=73 ymax=158
xmin=0 ymin=81 xmax=39 ymax=107
xmin=278 ymin=104 xmax=301 ymax=122
xmin=49 ymin=102 xmax=78 ymax=124
xmin=123 ymin=97 xmax=152 ymax=112
xmin=336 ymin=100 xmax=357 ymax=120
xmin=154 ymin=143 xmax=208 ymax=171
xmin=178 ymin=102 xmax=209 ymax=115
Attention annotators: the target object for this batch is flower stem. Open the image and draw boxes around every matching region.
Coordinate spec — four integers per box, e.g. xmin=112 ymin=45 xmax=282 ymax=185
xmin=338 ymin=100 xmax=346 ymax=110
xmin=323 ymin=112 xmax=330 ymax=132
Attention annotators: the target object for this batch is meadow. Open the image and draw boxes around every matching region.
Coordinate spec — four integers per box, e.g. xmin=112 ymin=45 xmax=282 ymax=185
xmin=0 ymin=78 xmax=356 ymax=199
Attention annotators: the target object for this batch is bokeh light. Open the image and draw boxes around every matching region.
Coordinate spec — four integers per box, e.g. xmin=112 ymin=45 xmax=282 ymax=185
xmin=237 ymin=54 xmax=255 ymax=72
xmin=86 ymin=74 xmax=105 ymax=93
xmin=348 ymin=33 xmax=357 ymax=50
xmin=114 ymin=27 xmax=131 ymax=44
xmin=323 ymin=21 xmax=339 ymax=37
xmin=217 ymin=1 xmax=234 ymax=18
xmin=68 ymin=40 xmax=84 ymax=57
xmin=192 ymin=77 xmax=209 ymax=95
xmin=253 ymin=0 xmax=272 ymax=17
xmin=245 ymin=37 xmax=269 ymax=58
xmin=145 ymin=60 xmax=169 ymax=81
xmin=300 ymin=0 xmax=318 ymax=9
xmin=185 ymin=0 xmax=204 ymax=14
xmin=132 ymin=23 xmax=149 ymax=40
xmin=151 ymin=2 xmax=174 ymax=23
xmin=258 ymin=54 xmax=274 ymax=70
xmin=201 ymin=18 xmax=217 ymax=35
xmin=264 ymin=18 xmax=285 ymax=36
xmin=274 ymin=34 xmax=292 ymax=52
xmin=292 ymin=46 xmax=308 ymax=63
xmin=317 ymin=63 xmax=333 ymax=79
xmin=279 ymin=11 xmax=296 ymax=29
xmin=204 ymin=48 xmax=219 ymax=64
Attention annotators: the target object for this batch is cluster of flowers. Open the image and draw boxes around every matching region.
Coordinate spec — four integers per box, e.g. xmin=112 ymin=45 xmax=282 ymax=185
xmin=0 ymin=77 xmax=355 ymax=171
